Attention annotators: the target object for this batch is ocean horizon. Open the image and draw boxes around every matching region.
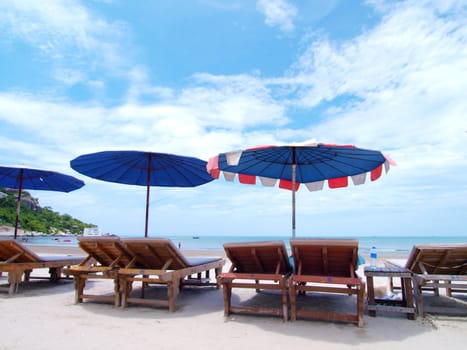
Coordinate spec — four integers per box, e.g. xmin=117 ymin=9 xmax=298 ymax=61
xmin=12 ymin=233 xmax=467 ymax=255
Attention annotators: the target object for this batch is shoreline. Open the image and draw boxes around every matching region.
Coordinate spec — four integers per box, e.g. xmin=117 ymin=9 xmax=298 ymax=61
xmin=2 ymin=228 xmax=464 ymax=259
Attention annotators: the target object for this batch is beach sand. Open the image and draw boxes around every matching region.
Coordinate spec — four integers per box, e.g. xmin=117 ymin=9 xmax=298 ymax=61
xmin=1 ymin=246 xmax=466 ymax=350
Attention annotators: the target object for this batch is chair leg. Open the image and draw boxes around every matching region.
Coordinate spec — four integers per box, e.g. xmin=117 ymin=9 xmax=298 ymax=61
xmin=357 ymin=284 xmax=365 ymax=327
xmin=8 ymin=271 xmax=21 ymax=295
xmin=49 ymin=267 xmax=61 ymax=282
xmin=141 ymin=275 xmax=148 ymax=298
xmin=445 ymin=280 xmax=452 ymax=297
xmin=255 ymin=279 xmax=260 ymax=293
xmin=114 ymin=278 xmax=121 ymax=307
xmin=8 ymin=270 xmax=23 ymax=295
xmin=167 ymin=278 xmax=180 ymax=313
xmin=283 ymin=281 xmax=289 ymax=321
xmin=74 ymin=275 xmax=86 ymax=304
xmin=413 ymin=279 xmax=424 ymax=317
xmin=222 ymin=281 xmax=232 ymax=317
xmin=9 ymin=281 xmax=18 ymax=295
xmin=298 ymin=282 xmax=306 ymax=295
xmin=120 ymin=278 xmax=131 ymax=308
xmin=433 ymin=279 xmax=440 ymax=296
xmin=215 ymin=267 xmax=222 ymax=289
xmin=366 ymin=275 xmax=376 ymax=317
xmin=24 ymin=269 xmax=32 ymax=282
xmin=289 ymin=278 xmax=297 ymax=321
xmin=388 ymin=275 xmax=394 ymax=292
xmin=402 ymin=277 xmax=415 ymax=320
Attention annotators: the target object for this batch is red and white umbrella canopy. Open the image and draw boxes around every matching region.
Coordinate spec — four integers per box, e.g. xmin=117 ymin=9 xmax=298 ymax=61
xmin=207 ymin=140 xmax=396 ymax=237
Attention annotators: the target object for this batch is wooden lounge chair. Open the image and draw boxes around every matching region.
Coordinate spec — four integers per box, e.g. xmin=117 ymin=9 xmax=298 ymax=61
xmin=0 ymin=238 xmax=83 ymax=295
xmin=118 ymin=238 xmax=224 ymax=312
xmin=386 ymin=243 xmax=467 ymax=316
xmin=65 ymin=236 xmax=135 ymax=306
xmin=289 ymin=239 xmax=365 ymax=327
xmin=218 ymin=241 xmax=292 ymax=321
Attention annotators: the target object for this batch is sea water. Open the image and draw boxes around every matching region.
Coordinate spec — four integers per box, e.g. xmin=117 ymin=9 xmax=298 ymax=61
xmin=166 ymin=235 xmax=467 ymax=254
xmin=15 ymin=234 xmax=467 ymax=255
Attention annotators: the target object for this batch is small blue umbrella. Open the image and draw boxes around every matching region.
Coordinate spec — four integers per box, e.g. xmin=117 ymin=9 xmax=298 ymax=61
xmin=0 ymin=165 xmax=85 ymax=239
xmin=70 ymin=150 xmax=214 ymax=237
xmin=208 ymin=140 xmax=395 ymax=237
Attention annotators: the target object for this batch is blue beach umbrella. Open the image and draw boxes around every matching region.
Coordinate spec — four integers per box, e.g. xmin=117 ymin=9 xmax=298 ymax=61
xmin=70 ymin=150 xmax=214 ymax=237
xmin=207 ymin=140 xmax=395 ymax=238
xmin=0 ymin=165 xmax=85 ymax=239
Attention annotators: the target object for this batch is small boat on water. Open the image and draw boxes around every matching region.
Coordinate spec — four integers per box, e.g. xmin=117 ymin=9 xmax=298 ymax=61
xmin=192 ymin=236 xmax=200 ymax=239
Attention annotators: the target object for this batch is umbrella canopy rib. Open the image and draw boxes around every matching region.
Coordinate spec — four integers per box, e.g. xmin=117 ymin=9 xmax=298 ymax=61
xmin=70 ymin=150 xmax=213 ymax=237
xmin=0 ymin=165 xmax=85 ymax=239
xmin=207 ymin=141 xmax=393 ymax=237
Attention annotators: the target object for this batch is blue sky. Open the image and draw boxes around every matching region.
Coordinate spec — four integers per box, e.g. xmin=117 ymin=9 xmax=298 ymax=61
xmin=0 ymin=0 xmax=466 ymax=238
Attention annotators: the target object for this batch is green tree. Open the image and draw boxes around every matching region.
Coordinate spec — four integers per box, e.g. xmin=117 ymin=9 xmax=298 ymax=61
xmin=0 ymin=189 xmax=94 ymax=235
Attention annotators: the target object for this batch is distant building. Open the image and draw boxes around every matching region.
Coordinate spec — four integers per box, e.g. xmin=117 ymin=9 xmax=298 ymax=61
xmin=83 ymin=226 xmax=102 ymax=236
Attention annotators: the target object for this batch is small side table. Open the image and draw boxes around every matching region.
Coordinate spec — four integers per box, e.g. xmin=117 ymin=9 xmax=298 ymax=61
xmin=364 ymin=266 xmax=416 ymax=320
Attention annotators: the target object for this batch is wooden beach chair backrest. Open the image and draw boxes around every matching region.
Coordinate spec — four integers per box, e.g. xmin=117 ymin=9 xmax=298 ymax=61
xmin=0 ymin=239 xmax=42 ymax=263
xmin=290 ymin=239 xmax=359 ymax=277
xmin=223 ymin=241 xmax=291 ymax=274
xmin=122 ymin=238 xmax=190 ymax=270
xmin=78 ymin=236 xmax=135 ymax=268
xmin=405 ymin=244 xmax=467 ymax=275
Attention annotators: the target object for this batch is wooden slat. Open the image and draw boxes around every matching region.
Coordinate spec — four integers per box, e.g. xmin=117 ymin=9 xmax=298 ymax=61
xmin=66 ymin=237 xmax=134 ymax=306
xmin=322 ymin=247 xmax=328 ymax=275
xmin=117 ymin=239 xmax=224 ymax=312
xmin=218 ymin=272 xmax=289 ymax=281
xmin=125 ymin=297 xmax=170 ymax=308
xmin=224 ymin=282 xmax=287 ymax=290
xmin=296 ymin=285 xmax=359 ymax=295
xmin=399 ymin=244 xmax=467 ymax=317
xmin=289 ymin=239 xmax=364 ymax=327
xmin=416 ymin=274 xmax=467 ymax=281
xmin=229 ymin=305 xmax=284 ymax=317
xmin=0 ymin=240 xmax=84 ymax=295
xmin=295 ymin=309 xmax=359 ymax=324
xmin=251 ymin=248 xmax=265 ymax=272
xmin=1 ymin=258 xmax=83 ymax=272
xmin=219 ymin=241 xmax=291 ymax=321
xmin=292 ymin=274 xmax=361 ymax=285
xmin=368 ymin=304 xmax=416 ymax=315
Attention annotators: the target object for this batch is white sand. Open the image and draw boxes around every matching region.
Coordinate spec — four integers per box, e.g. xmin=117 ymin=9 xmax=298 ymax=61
xmin=1 ymin=247 xmax=466 ymax=350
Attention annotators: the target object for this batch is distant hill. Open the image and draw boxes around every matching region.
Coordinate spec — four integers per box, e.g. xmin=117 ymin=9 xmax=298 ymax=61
xmin=0 ymin=188 xmax=94 ymax=235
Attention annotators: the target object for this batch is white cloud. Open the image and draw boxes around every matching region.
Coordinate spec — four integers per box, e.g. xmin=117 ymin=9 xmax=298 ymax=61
xmin=0 ymin=70 xmax=291 ymax=168
xmin=269 ymin=1 xmax=467 ymax=154
xmin=125 ymin=66 xmax=175 ymax=103
xmin=179 ymin=73 xmax=289 ymax=131
xmin=3 ymin=1 xmax=464 ymax=172
xmin=53 ymin=68 xmax=86 ymax=86
xmin=282 ymin=1 xmax=467 ymax=106
xmin=256 ymin=0 xmax=298 ymax=32
xmin=0 ymin=0 xmax=130 ymax=82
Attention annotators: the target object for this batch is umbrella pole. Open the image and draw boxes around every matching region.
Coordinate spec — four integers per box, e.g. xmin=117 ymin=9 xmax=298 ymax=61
xmin=145 ymin=155 xmax=151 ymax=238
xmin=145 ymin=184 xmax=150 ymax=238
xmin=292 ymin=163 xmax=296 ymax=238
xmin=14 ymin=169 xmax=24 ymax=240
